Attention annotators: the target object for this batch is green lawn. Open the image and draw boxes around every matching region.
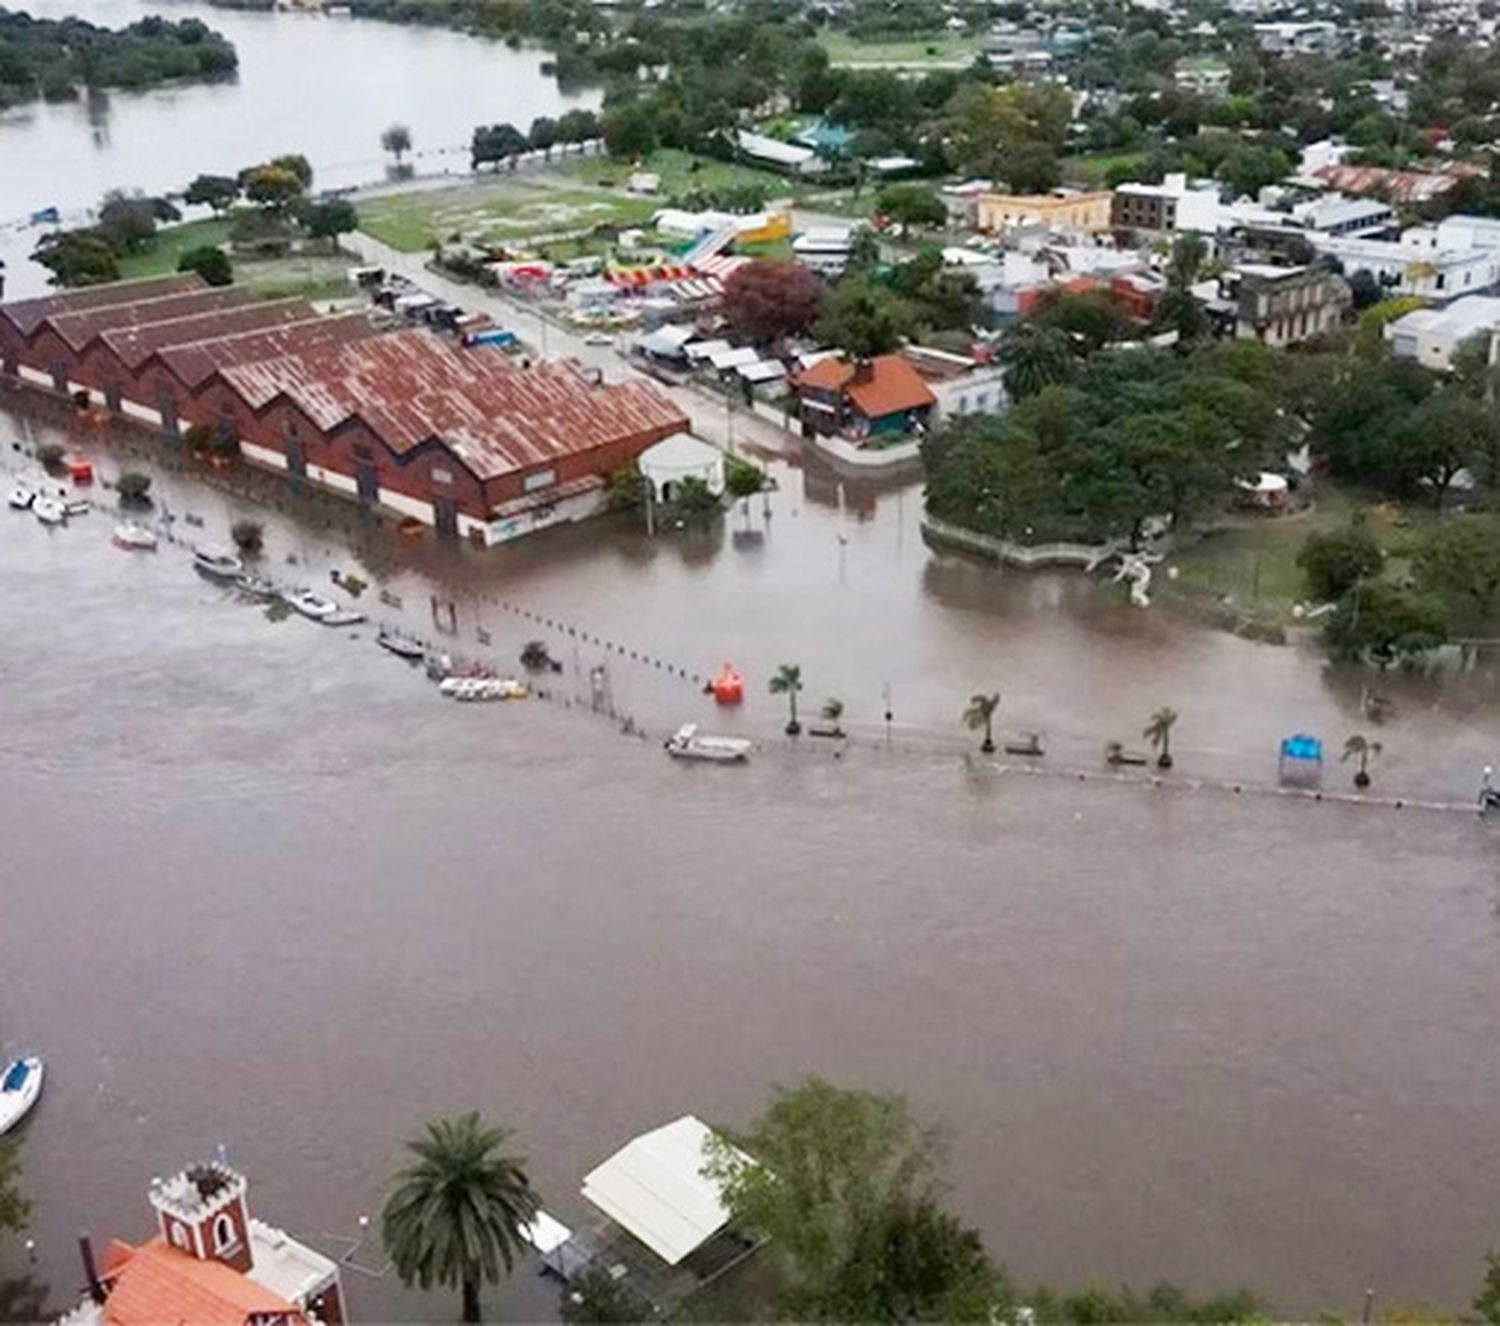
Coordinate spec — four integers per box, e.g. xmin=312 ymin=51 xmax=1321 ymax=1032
xmin=1061 ymin=150 xmax=1147 ymax=188
xmin=820 ymin=30 xmax=981 ymax=67
xmin=117 ymin=217 xmax=233 ymax=278
xmin=561 ymin=148 xmax=790 ymax=199
xmin=357 ymin=180 xmax=659 ymax=253
xmin=1167 ymin=487 xmax=1434 ymax=623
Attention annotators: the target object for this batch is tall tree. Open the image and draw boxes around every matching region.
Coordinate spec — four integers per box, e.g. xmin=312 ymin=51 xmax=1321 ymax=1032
xmin=1414 ymin=516 xmax=1500 ymax=620
xmin=381 ymin=123 xmax=412 ymax=163
xmin=815 ymin=275 xmax=911 ymax=363
xmin=769 ymin=663 xmax=804 ymax=735
xmin=184 ymin=173 xmax=240 ymax=214
xmin=998 ymin=323 xmax=1074 ymax=400
xmin=963 ymin=692 xmax=1000 ymax=754
xmin=382 ymin=1113 xmax=541 ymax=1324
xmin=1144 ymin=707 xmax=1178 ymax=769
xmin=704 ymin=1078 xmax=1011 ymax=1323
xmin=722 ymin=261 xmax=825 ymax=344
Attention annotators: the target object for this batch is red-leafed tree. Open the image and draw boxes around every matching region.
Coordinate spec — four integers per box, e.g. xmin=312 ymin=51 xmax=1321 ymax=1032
xmin=722 ymin=260 xmax=826 ymax=345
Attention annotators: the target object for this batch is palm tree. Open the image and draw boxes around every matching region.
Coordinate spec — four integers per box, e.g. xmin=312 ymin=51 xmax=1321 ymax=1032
xmin=998 ymin=322 xmax=1074 ymax=401
xmin=963 ymin=692 xmax=1000 ymax=754
xmin=382 ymin=1113 xmax=540 ymax=1324
xmin=1342 ymin=733 xmax=1382 ymax=789
xmin=769 ymin=664 xmax=803 ymax=735
xmin=1143 ymin=707 xmax=1178 ymax=769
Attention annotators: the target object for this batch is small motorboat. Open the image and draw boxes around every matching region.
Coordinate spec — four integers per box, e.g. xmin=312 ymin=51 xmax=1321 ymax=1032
xmin=32 ymin=496 xmax=66 ymax=525
xmin=194 ymin=546 xmax=244 ymax=579
xmin=113 ymin=522 xmax=158 ymax=550
xmin=7 ymin=486 xmax=34 ymax=511
xmin=63 ymin=497 xmax=91 ymax=517
xmin=285 ymin=589 xmax=338 ymax=620
xmin=665 ymin=723 xmax=751 ymax=763
xmin=321 ymin=608 xmax=366 ymax=627
xmin=0 ymin=1057 xmax=43 ymax=1136
xmin=438 ymin=676 xmax=528 ymax=702
xmin=377 ymin=630 xmax=426 ymax=661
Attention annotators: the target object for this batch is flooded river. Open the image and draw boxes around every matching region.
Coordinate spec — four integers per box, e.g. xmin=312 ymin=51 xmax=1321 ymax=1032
xmin=0 ymin=0 xmax=599 ymax=297
xmin=3 ymin=395 xmax=1500 ymax=1320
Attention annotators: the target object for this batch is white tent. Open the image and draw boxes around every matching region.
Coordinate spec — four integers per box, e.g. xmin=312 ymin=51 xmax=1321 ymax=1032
xmin=638 ymin=434 xmax=726 ymax=501
xmin=580 ymin=1116 xmax=745 ymax=1266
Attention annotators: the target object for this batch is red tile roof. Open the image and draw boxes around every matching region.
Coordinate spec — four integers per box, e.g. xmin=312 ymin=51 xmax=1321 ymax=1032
xmin=790 ymin=353 xmax=936 ymax=418
xmin=220 ymin=329 xmax=689 ymax=482
xmin=158 ymin=314 xmax=380 ymax=390
xmin=45 ymin=288 xmax=253 ymax=351
xmin=101 ymin=1238 xmax=301 ymax=1326
xmin=0 ymin=275 xmax=203 ymax=338
xmin=100 ymin=300 xmax=315 ymax=369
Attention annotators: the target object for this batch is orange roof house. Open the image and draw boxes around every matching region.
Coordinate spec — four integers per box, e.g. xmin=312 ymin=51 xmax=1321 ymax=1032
xmin=59 ymin=1163 xmax=346 ymax=1326
xmin=788 ymin=354 xmax=937 ymax=442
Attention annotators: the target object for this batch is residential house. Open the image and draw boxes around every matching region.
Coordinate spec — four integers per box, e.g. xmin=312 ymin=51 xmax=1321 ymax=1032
xmin=788 ymin=354 xmax=937 ymax=442
xmin=1227 ymin=264 xmax=1350 ymax=345
xmin=1386 ymin=295 xmax=1500 ymax=369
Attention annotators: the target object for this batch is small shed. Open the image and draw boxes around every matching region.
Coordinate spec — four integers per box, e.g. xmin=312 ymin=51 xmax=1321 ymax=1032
xmin=638 ymin=434 xmax=726 ymax=502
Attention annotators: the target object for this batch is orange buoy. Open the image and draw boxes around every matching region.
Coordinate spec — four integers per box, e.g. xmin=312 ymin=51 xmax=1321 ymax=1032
xmin=712 ymin=663 xmax=744 ymax=705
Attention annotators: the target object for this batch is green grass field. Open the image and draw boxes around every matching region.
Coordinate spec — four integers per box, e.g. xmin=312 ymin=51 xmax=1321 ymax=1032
xmin=117 ymin=217 xmax=233 ymax=279
xmin=1167 ymin=488 xmax=1433 ymax=623
xmin=820 ymin=30 xmax=981 ymax=67
xmin=357 ymin=180 xmax=659 ymax=253
xmin=1061 ymin=150 xmax=1147 ymax=188
xmin=563 ymin=148 xmax=790 ymax=200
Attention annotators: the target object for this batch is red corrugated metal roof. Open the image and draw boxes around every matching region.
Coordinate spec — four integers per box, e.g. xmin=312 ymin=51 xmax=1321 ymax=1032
xmin=159 ymin=314 xmax=381 ymax=390
xmin=0 ymin=275 xmax=203 ymax=337
xmin=101 ymin=1238 xmax=301 ymax=1326
xmin=100 ymin=299 xmax=314 ymax=369
xmin=220 ymin=329 xmax=689 ymax=481
xmin=45 ymin=288 xmax=253 ymax=351
xmin=790 ymin=353 xmax=936 ymax=417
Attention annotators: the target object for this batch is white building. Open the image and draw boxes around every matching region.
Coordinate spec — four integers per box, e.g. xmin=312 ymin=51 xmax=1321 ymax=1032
xmin=1386 ymin=295 xmax=1500 ymax=370
xmin=638 ymin=433 xmax=726 ymax=502
xmin=1310 ymin=232 xmax=1500 ymax=300
xmin=1253 ymin=20 xmax=1338 ymax=53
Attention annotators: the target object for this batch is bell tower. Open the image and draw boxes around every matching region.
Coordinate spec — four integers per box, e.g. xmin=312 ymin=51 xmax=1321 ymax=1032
xmin=148 ymin=1162 xmax=255 ymax=1274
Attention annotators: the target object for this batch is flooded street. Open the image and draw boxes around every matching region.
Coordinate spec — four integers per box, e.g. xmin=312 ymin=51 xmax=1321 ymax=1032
xmin=3 ymin=396 xmax=1500 ymax=1319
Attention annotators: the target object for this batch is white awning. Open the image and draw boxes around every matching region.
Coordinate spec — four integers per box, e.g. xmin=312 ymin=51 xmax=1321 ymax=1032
xmin=708 ymin=347 xmax=761 ymax=370
xmin=521 ymin=1210 xmax=573 ymax=1255
xmin=684 ymin=339 xmax=731 ymax=361
xmin=737 ymin=359 xmax=787 ymax=383
xmin=580 ymin=1116 xmax=744 ymax=1266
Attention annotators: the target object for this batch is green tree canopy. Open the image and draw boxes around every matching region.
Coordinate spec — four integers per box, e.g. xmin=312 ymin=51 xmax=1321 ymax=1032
xmin=1297 ymin=524 xmax=1382 ymax=602
xmin=178 ymin=244 xmax=232 ymax=286
xmin=1414 ymin=515 xmax=1500 ymax=621
xmin=1325 ymin=581 xmax=1449 ymax=663
xmin=816 ymin=273 xmax=912 ymax=362
xmin=382 ymin=1113 xmax=541 ymax=1324
xmin=184 ymin=173 xmax=240 ymax=213
xmin=705 ymin=1078 xmax=1011 ymax=1323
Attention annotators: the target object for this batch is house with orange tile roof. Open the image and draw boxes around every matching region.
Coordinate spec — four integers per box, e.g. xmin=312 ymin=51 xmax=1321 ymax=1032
xmin=59 ymin=1162 xmax=346 ymax=1326
xmin=787 ymin=353 xmax=936 ymax=443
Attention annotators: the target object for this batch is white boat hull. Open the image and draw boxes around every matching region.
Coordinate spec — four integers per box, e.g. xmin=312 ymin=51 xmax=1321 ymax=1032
xmin=664 ymin=724 xmax=751 ymax=762
xmin=0 ymin=1058 xmax=43 ymax=1136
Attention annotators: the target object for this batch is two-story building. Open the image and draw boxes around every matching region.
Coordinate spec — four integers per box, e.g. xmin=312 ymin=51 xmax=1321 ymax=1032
xmin=58 ymin=1162 xmax=346 ymax=1326
xmin=1228 ymin=264 xmax=1351 ymax=345
xmin=788 ymin=354 xmax=937 ymax=443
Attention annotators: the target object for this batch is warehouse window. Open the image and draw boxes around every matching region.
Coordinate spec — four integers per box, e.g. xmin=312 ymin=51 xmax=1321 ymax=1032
xmin=523 ymin=469 xmax=557 ymax=493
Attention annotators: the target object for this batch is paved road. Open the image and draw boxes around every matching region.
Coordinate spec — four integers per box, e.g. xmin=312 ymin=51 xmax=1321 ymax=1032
xmin=344 ymin=229 xmax=803 ymax=457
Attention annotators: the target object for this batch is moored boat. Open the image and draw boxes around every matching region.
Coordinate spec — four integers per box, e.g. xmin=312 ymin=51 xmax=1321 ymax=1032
xmin=284 ymin=589 xmax=338 ymax=620
xmin=0 ymin=1057 xmax=43 ymax=1136
xmin=234 ymin=572 xmax=279 ymax=598
xmin=665 ymin=723 xmax=751 ymax=762
xmin=321 ymin=608 xmax=366 ymax=627
xmin=437 ymin=676 xmax=528 ymax=701
xmin=194 ymin=546 xmax=244 ymax=578
xmin=63 ymin=498 xmax=91 ymax=517
xmin=32 ymin=496 xmax=66 ymax=525
xmin=113 ymin=522 xmax=158 ymax=550
xmin=377 ymin=630 xmax=426 ymax=660
xmin=7 ymin=486 xmax=34 ymax=511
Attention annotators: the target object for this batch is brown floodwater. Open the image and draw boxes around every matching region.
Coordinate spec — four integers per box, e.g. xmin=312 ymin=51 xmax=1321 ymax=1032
xmin=3 ymin=396 xmax=1500 ymax=1323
